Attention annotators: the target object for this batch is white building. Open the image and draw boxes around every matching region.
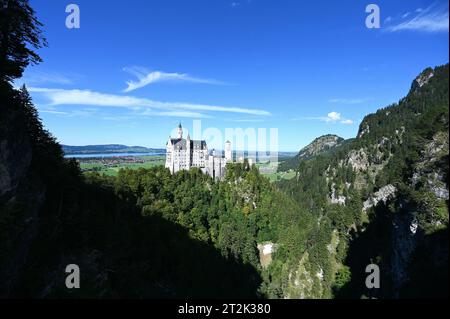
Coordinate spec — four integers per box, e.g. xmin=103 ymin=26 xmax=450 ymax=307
xmin=165 ymin=123 xmax=232 ymax=180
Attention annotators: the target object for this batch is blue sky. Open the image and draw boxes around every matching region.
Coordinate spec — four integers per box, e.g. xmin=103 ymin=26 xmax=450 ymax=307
xmin=18 ymin=0 xmax=449 ymax=151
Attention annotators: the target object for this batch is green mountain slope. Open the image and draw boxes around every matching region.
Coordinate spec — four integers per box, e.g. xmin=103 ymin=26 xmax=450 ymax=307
xmin=276 ymin=64 xmax=449 ymax=298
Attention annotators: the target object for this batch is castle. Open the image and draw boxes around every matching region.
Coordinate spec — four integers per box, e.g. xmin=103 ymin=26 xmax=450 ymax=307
xmin=165 ymin=123 xmax=232 ymax=180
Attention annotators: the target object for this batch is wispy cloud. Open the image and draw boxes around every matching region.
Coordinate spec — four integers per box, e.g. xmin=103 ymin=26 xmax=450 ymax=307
xmin=123 ymin=67 xmax=227 ymax=92
xmin=140 ymin=109 xmax=212 ymax=119
xmin=38 ymin=107 xmax=99 ymax=118
xmin=329 ymin=98 xmax=365 ymax=104
xmin=28 ymin=87 xmax=270 ymax=118
xmin=15 ymin=71 xmax=75 ymax=86
xmin=401 ymin=12 xmax=412 ymax=19
xmin=386 ymin=3 xmax=449 ymax=33
xmin=293 ymin=111 xmax=354 ymax=125
xmin=39 ymin=110 xmax=69 ymax=115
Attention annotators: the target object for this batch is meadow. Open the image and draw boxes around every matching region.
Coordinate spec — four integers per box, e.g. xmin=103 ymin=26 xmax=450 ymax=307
xmin=79 ymin=155 xmax=166 ymax=176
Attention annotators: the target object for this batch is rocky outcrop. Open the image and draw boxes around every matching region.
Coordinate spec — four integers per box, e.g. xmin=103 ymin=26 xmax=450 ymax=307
xmin=257 ymin=242 xmax=277 ymax=269
xmin=298 ymin=135 xmax=344 ymax=160
xmin=330 ymin=182 xmax=346 ymax=205
xmin=358 ymin=125 xmax=370 ymax=138
xmin=412 ymin=131 xmax=449 ymax=201
xmin=363 ymin=184 xmax=397 ymax=212
xmin=346 ymin=148 xmax=369 ymax=172
xmin=411 ymin=68 xmax=434 ymax=92
xmin=284 ymin=252 xmax=317 ymax=299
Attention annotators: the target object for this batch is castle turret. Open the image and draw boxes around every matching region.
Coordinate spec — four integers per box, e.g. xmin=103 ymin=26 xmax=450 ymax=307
xmin=165 ymin=135 xmax=174 ymax=173
xmin=177 ymin=122 xmax=183 ymax=139
xmin=186 ymin=132 xmax=191 ymax=168
xmin=225 ymin=140 xmax=232 ymax=163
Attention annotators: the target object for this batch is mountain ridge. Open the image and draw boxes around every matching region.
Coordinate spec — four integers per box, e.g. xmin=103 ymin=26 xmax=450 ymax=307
xmin=62 ymin=144 xmax=165 ymax=155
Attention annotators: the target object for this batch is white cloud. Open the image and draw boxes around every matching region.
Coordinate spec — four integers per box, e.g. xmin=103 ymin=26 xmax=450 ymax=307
xmin=386 ymin=4 xmax=449 ymax=33
xmin=123 ymin=67 xmax=227 ymax=92
xmin=326 ymin=111 xmax=341 ymax=122
xmin=28 ymin=87 xmax=270 ymax=117
xmin=14 ymin=71 xmax=75 ymax=87
xmin=39 ymin=110 xmax=69 ymax=115
xmin=38 ymin=107 xmax=99 ymax=118
xmin=140 ymin=109 xmax=212 ymax=119
xmin=293 ymin=111 xmax=354 ymax=125
xmin=401 ymin=12 xmax=411 ymax=19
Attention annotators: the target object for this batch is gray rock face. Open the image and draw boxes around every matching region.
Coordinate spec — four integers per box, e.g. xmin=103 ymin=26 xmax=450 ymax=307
xmin=411 ymin=68 xmax=434 ymax=92
xmin=363 ymin=184 xmax=397 ymax=212
xmin=330 ymin=182 xmax=346 ymax=205
xmin=346 ymin=148 xmax=369 ymax=172
xmin=298 ymin=135 xmax=344 ymax=159
xmin=432 ymin=186 xmax=449 ymax=200
xmin=257 ymin=242 xmax=277 ymax=269
xmin=358 ymin=125 xmax=370 ymax=138
xmin=411 ymin=131 xmax=449 ymax=201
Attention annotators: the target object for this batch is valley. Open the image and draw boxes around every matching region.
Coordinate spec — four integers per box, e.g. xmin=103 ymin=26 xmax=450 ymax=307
xmin=0 ymin=0 xmax=448 ymax=301
xmin=1 ymin=64 xmax=448 ymax=299
xmin=76 ymin=155 xmax=166 ymax=176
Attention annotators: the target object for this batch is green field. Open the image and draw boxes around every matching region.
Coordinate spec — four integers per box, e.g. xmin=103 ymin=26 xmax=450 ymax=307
xmin=80 ymin=155 xmax=165 ymax=176
xmin=260 ymin=170 xmax=296 ymax=182
xmin=80 ymin=156 xmax=296 ymax=181
xmin=256 ymin=162 xmax=296 ymax=182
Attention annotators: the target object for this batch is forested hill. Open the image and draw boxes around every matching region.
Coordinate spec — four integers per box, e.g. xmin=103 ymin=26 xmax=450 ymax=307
xmin=0 ymin=82 xmax=310 ymax=297
xmin=279 ymin=134 xmax=345 ymax=171
xmin=0 ymin=84 xmax=264 ymax=297
xmin=276 ymin=64 xmax=449 ymax=298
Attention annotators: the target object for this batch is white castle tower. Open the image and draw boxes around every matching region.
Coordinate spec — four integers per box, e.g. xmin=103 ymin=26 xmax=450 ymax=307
xmin=225 ymin=140 xmax=232 ymax=163
xmin=165 ymin=123 xmax=233 ymax=180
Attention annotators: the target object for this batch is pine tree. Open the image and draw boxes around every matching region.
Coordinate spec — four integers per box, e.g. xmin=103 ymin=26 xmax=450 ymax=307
xmin=0 ymin=0 xmax=46 ymax=83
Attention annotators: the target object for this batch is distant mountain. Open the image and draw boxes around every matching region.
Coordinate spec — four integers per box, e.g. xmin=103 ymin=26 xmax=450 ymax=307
xmin=297 ymin=134 xmax=345 ymax=159
xmin=279 ymin=134 xmax=345 ymax=171
xmin=62 ymin=144 xmax=165 ymax=155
